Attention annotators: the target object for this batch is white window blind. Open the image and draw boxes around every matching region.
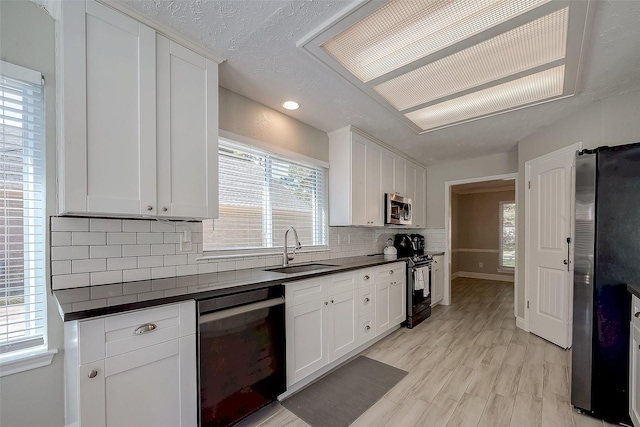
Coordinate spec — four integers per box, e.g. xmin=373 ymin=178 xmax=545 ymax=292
xmin=203 ymin=139 xmax=327 ymax=251
xmin=499 ymin=201 xmax=516 ymax=269
xmin=0 ymin=62 xmax=46 ymax=356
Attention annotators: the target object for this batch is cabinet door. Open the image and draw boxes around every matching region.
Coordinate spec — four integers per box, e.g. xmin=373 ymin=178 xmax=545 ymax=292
xmin=375 ymin=272 xmax=391 ymax=334
xmin=351 ymin=135 xmax=367 ymax=226
xmin=390 ymin=275 xmax=406 ymax=327
xmin=405 ymin=162 xmax=416 ymax=203
xmin=432 ymin=256 xmax=444 ymax=305
xmin=394 ymin=157 xmax=407 ymax=195
xmin=365 ymin=142 xmax=383 ymax=226
xmin=381 ymin=149 xmax=395 ymax=197
xmin=286 ymin=300 xmax=328 ymax=386
xmin=80 ymin=337 xmax=196 ymax=427
xmin=59 ymin=0 xmax=156 ymax=216
xmin=156 ymin=36 xmax=219 ymax=219
xmin=413 ymin=167 xmax=426 ymax=228
xmin=632 ymin=324 xmax=640 ymax=427
xmin=328 ymin=290 xmax=357 ymax=361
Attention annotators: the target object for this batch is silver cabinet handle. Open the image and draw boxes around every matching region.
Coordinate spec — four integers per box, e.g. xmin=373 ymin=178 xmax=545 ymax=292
xmin=635 ymin=312 xmax=640 ymax=318
xmin=364 ymin=297 xmax=370 ymax=303
xmin=134 ymin=323 xmax=157 ymax=335
xmin=389 ymin=270 xmax=394 ymax=275
xmin=330 ymin=299 xmax=334 ymax=304
xmin=88 ymin=370 xmax=98 ymax=379
xmin=146 ymin=205 xmax=153 ymax=211
xmin=364 ymin=275 xmax=370 ymax=280
xmin=162 ymin=207 xmax=168 ymax=212
xmin=325 ymin=301 xmax=328 ymax=306
xmin=365 ymin=325 xmax=371 ymax=331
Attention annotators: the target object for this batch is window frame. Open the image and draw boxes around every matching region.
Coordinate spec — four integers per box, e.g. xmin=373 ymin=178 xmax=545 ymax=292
xmin=202 ymin=133 xmax=329 ymax=257
xmin=498 ymin=200 xmax=516 ymax=271
xmin=0 ymin=60 xmax=56 ymax=375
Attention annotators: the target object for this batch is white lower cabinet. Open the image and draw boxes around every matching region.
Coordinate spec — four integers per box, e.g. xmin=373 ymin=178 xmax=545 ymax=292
xmin=65 ymin=301 xmax=197 ymax=427
xmin=375 ymin=263 xmax=405 ymax=335
xmin=431 ymin=255 xmax=444 ymax=306
xmin=285 ymin=262 xmax=406 ymax=388
xmin=630 ymin=295 xmax=640 ymax=426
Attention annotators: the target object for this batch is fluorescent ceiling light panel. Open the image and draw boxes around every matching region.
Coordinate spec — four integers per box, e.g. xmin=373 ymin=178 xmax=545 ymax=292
xmin=321 ymin=0 xmax=550 ymax=83
xmin=405 ymin=65 xmax=565 ymax=131
xmin=374 ymin=7 xmax=568 ymax=111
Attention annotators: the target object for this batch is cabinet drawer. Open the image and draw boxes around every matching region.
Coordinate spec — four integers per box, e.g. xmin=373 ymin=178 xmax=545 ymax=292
xmin=79 ymin=300 xmax=195 ymax=363
xmin=358 ymin=286 xmax=374 ymax=315
xmin=358 ymin=313 xmax=376 ymax=345
xmin=328 ymin=272 xmax=355 ymax=296
xmin=634 ymin=295 xmax=640 ymax=330
xmin=376 ymin=262 xmax=405 ymax=278
xmin=356 ymin=269 xmax=374 ymax=288
xmin=285 ymin=277 xmax=326 ymax=308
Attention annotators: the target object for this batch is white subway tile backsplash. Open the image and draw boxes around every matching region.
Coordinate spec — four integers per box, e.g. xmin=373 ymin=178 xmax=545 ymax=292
xmin=217 ymin=261 xmax=235 ymax=272
xmin=91 ymin=270 xmax=123 ymax=286
xmin=151 ymin=266 xmax=176 ymax=279
xmin=138 ymin=256 xmax=164 ymax=268
xmin=72 ymin=259 xmax=106 ymax=274
xmin=235 ymin=259 xmax=252 ymax=270
xmin=164 ymin=254 xmax=188 ymax=266
xmin=122 ymin=269 xmax=152 ymax=283
xmin=51 ymin=217 xmax=89 ymax=232
xmin=72 ymin=231 xmax=106 ymax=246
xmin=107 ymin=232 xmax=137 ymax=245
xmin=164 ymin=232 xmax=182 ymax=244
xmin=90 ymin=218 xmax=122 ymax=232
xmin=151 ymin=221 xmax=176 ymax=232
xmin=90 ymin=245 xmax=122 ymax=259
xmin=137 ymin=232 xmax=164 ymax=244
xmin=151 ymin=244 xmax=176 ymax=256
xmin=176 ymin=264 xmax=199 ymax=276
xmin=53 ymin=273 xmax=90 ymax=289
xmin=122 ymin=244 xmax=151 ymax=257
xmin=51 ymin=260 xmax=72 ymax=276
xmin=52 ymin=246 xmax=89 ymax=261
xmin=51 ymin=232 xmax=72 ymax=247
xmin=107 ymin=257 xmax=138 ymax=271
xmin=197 ymin=263 xmax=217 ymax=274
xmin=123 ymin=220 xmax=150 ymax=232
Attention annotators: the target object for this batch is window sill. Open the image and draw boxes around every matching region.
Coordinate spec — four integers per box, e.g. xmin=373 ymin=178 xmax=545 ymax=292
xmin=0 ymin=348 xmax=58 ymax=377
xmin=497 ymin=267 xmax=515 ymax=274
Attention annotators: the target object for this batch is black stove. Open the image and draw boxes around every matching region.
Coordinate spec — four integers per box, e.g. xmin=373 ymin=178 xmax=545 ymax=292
xmin=406 ymin=253 xmax=432 ymax=328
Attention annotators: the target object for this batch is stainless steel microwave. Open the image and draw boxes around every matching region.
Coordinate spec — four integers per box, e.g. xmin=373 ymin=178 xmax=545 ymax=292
xmin=385 ymin=193 xmax=412 ymax=225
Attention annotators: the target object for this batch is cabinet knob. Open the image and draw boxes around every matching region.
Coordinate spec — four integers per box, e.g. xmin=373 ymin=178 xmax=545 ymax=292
xmin=364 ymin=297 xmax=370 ymax=303
xmin=364 ymin=275 xmax=370 ymax=280
xmin=162 ymin=207 xmax=168 ymax=212
xmin=146 ymin=205 xmax=153 ymax=211
xmin=330 ymin=299 xmax=334 ymax=304
xmin=389 ymin=270 xmax=394 ymax=275
xmin=635 ymin=312 xmax=640 ymax=318
xmin=325 ymin=301 xmax=328 ymax=306
xmin=88 ymin=370 xmax=98 ymax=379
xmin=134 ymin=323 xmax=157 ymax=335
xmin=365 ymin=325 xmax=371 ymax=331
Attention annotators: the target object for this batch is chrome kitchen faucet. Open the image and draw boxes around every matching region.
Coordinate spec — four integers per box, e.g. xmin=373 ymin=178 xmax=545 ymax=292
xmin=283 ymin=227 xmax=302 ymax=267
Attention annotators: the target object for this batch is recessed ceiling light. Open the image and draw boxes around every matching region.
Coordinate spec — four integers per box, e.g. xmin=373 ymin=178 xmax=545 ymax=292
xmin=282 ymin=101 xmax=300 ymax=110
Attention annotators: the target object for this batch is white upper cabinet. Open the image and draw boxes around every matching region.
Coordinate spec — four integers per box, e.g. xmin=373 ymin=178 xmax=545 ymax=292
xmin=413 ymin=167 xmax=426 ymax=228
xmin=329 ymin=127 xmax=382 ymax=226
xmin=394 ymin=157 xmax=407 ymax=196
xmin=156 ymin=36 xmax=218 ymax=219
xmin=57 ymin=0 xmax=218 ymax=219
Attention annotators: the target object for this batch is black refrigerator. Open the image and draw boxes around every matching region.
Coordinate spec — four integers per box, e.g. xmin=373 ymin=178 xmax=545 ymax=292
xmin=571 ymin=143 xmax=640 ymax=425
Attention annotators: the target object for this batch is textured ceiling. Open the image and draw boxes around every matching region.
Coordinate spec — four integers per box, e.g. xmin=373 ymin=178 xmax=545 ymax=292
xmin=117 ymin=0 xmax=640 ymax=166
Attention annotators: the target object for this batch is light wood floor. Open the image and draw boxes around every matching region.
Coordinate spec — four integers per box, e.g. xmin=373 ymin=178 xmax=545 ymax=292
xmin=247 ymin=278 xmax=616 ymax=427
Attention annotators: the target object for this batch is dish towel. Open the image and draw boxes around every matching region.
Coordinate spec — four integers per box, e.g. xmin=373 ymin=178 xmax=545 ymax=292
xmin=414 ymin=267 xmax=430 ymax=297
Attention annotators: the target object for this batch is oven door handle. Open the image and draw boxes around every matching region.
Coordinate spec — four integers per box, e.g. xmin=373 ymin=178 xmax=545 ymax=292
xmin=199 ymin=297 xmax=284 ymax=324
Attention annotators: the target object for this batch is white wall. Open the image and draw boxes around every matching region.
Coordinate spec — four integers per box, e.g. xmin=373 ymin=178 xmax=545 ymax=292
xmin=426 ymin=151 xmax=518 ymax=228
xmin=0 ymin=2 xmax=65 ymax=426
xmin=515 ymin=90 xmax=640 ymax=317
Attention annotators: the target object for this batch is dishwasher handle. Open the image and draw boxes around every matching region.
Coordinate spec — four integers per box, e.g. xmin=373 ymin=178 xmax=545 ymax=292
xmin=199 ymin=297 xmax=284 ymax=324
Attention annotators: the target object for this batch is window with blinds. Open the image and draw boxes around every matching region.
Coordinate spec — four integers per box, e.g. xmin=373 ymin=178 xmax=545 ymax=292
xmin=0 ymin=61 xmax=46 ymax=357
xmin=203 ymin=139 xmax=327 ymax=251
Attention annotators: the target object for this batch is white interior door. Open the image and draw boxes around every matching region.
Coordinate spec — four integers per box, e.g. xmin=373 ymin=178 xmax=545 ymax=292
xmin=527 ymin=148 xmax=576 ymax=349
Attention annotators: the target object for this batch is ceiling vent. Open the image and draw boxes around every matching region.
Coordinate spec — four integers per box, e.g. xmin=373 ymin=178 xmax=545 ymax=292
xmin=299 ymin=0 xmax=594 ymax=133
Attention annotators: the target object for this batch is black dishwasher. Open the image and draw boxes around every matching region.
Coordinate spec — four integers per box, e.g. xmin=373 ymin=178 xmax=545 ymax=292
xmin=198 ymin=285 xmax=286 ymax=427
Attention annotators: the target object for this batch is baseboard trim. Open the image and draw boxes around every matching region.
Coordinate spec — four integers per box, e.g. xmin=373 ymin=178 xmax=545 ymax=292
xmin=451 ymin=272 xmax=460 ymax=279
xmin=454 ymin=271 xmax=514 ymax=282
xmin=516 ymin=316 xmax=527 ymax=331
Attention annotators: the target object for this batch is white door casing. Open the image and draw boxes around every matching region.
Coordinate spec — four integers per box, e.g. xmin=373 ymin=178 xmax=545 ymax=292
xmin=525 ymin=143 xmax=579 ymax=349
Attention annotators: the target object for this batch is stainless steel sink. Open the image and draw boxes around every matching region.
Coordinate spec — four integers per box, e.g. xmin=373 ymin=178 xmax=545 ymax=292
xmin=265 ymin=263 xmax=338 ymax=274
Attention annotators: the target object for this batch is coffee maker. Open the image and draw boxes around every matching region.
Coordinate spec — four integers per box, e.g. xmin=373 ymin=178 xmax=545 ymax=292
xmin=394 ymin=233 xmax=425 ymax=257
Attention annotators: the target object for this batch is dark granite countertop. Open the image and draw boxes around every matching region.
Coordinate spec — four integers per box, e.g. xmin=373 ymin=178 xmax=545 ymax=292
xmin=53 ymin=255 xmax=408 ymax=321
xmin=628 ymin=284 xmax=640 ymax=300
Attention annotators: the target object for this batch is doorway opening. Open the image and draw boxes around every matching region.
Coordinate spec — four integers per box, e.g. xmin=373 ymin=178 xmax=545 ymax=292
xmin=443 ymin=174 xmax=518 ymax=315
